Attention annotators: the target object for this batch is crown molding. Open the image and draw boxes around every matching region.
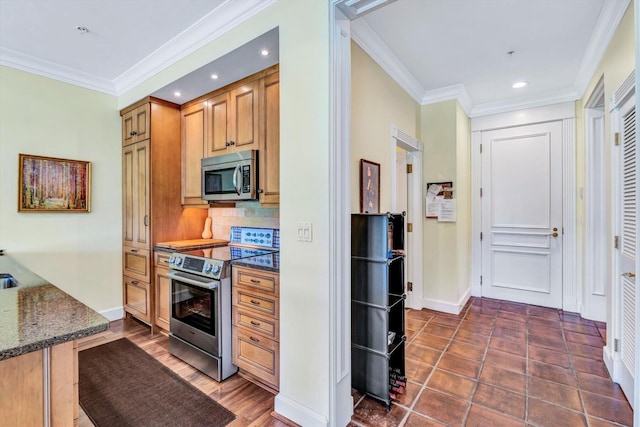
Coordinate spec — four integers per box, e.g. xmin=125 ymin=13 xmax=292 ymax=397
xmin=0 ymin=0 xmax=277 ymax=98
xmin=0 ymin=47 xmax=116 ymax=95
xmin=351 ymin=0 xmax=627 ymax=118
xmin=350 ymin=18 xmax=425 ymax=104
xmin=469 ymin=88 xmax=581 ymax=117
xmin=573 ymin=0 xmax=631 ymax=97
xmin=113 ymin=0 xmax=278 ymax=96
xmin=421 ymin=83 xmax=473 ymax=116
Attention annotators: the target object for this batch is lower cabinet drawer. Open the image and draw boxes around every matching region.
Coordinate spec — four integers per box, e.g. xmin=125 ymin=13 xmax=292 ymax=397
xmin=124 ymin=276 xmax=151 ymax=323
xmin=232 ymin=288 xmax=279 ymax=318
xmin=123 ymin=247 xmax=150 ymax=282
xmin=232 ymin=327 xmax=279 ymax=389
xmin=232 ymin=306 xmax=279 ymax=341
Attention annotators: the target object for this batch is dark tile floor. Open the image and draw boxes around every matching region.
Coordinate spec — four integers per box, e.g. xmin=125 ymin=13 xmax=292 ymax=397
xmin=350 ymin=297 xmax=634 ymax=427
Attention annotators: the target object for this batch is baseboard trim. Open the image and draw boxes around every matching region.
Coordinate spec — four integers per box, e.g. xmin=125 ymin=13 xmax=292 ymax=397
xmin=422 ymin=289 xmax=471 ymax=315
xmin=603 ymin=344 xmax=615 ymax=380
xmin=99 ymin=306 xmax=125 ymax=322
xmin=274 ymin=394 xmax=328 ymax=427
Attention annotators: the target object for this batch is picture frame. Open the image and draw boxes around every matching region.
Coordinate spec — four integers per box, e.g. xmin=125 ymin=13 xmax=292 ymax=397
xmin=18 ymin=154 xmax=91 ymax=213
xmin=360 ymin=159 xmax=380 ymax=213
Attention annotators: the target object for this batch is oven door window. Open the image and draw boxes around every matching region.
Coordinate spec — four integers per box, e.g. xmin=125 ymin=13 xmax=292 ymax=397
xmin=171 ymin=280 xmax=216 ymax=336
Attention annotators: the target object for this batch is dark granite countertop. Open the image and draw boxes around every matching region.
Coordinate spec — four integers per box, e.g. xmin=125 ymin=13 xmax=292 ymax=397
xmin=231 ymin=251 xmax=279 ymax=273
xmin=0 ymin=256 xmax=109 ymax=360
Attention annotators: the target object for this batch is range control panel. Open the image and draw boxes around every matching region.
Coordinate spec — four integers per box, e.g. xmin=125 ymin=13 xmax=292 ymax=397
xmin=168 ymin=253 xmax=226 ymax=280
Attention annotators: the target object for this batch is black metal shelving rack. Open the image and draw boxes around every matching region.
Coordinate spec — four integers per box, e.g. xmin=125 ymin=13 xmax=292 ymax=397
xmin=351 ymin=212 xmax=406 ymax=410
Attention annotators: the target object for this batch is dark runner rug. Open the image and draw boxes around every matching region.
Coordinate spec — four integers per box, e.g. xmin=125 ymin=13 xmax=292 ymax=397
xmin=79 ymin=338 xmax=235 ymax=427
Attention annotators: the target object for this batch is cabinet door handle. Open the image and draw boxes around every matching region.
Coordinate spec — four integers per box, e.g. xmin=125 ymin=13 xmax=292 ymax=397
xmin=249 ymin=336 xmax=260 ymax=343
xmin=250 ymin=320 xmax=261 ymax=326
xmin=228 ymin=140 xmax=235 ymax=146
xmin=250 ymin=299 xmax=261 ymax=306
xmin=144 ymin=215 xmax=149 ymax=226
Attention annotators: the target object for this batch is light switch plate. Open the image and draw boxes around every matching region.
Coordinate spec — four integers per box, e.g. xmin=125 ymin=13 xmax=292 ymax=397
xmin=297 ymin=221 xmax=312 ymax=242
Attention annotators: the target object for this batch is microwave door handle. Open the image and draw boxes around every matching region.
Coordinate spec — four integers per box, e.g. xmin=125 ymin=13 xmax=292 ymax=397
xmin=232 ymin=164 xmax=242 ymax=195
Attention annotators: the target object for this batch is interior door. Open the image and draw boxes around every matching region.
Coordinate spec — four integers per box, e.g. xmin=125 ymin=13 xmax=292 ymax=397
xmin=616 ymin=94 xmax=636 ymax=407
xmin=481 ymin=121 xmax=563 ymax=308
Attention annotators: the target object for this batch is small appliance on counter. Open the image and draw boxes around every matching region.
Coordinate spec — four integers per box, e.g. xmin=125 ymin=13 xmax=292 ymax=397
xmin=166 ymin=227 xmax=279 ymax=382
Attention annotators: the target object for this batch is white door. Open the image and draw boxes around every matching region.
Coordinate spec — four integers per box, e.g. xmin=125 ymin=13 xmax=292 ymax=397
xmin=481 ymin=121 xmax=563 ymax=308
xmin=616 ymin=94 xmax=636 ymax=407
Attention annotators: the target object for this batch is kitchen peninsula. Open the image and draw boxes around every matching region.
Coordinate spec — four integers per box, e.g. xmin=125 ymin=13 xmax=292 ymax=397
xmin=0 ymin=255 xmax=109 ymax=426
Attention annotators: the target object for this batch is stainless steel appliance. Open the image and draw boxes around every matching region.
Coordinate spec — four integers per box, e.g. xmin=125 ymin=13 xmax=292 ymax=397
xmin=201 ymin=150 xmax=258 ymax=202
xmin=167 ymin=228 xmax=278 ymax=381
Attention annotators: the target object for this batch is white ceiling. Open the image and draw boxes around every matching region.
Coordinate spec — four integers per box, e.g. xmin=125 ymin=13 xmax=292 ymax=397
xmin=0 ymin=0 xmax=631 ymax=114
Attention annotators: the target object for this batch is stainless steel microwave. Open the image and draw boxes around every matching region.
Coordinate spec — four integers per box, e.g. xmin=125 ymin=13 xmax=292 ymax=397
xmin=201 ymin=150 xmax=258 ymax=202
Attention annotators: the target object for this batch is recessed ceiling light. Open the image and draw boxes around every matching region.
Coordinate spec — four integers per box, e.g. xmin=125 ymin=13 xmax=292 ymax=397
xmin=174 ymin=91 xmax=181 ymax=97
xmin=260 ymin=49 xmax=269 ymax=56
xmin=211 ymin=74 xmax=219 ymax=80
xmin=76 ymin=26 xmax=89 ymax=35
xmin=512 ymin=81 xmax=528 ymax=89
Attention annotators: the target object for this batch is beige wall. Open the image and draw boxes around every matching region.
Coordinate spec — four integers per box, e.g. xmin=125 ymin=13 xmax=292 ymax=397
xmin=0 ymin=66 xmax=122 ymax=314
xmin=350 ymin=42 xmax=419 ymax=213
xmin=577 ymin=3 xmax=635 ymax=337
xmin=419 ymin=100 xmax=471 ymax=308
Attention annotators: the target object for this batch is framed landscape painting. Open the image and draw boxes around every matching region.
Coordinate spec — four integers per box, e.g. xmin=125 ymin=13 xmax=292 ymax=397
xmin=18 ymin=154 xmax=91 ymax=212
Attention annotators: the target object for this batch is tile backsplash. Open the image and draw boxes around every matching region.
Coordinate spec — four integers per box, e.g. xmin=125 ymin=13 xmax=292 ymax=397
xmin=208 ymin=204 xmax=279 ymax=240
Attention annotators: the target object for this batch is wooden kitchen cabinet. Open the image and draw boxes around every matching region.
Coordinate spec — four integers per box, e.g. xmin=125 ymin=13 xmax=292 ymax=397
xmin=121 ymin=97 xmax=207 ymax=331
xmin=154 ymin=251 xmax=172 ymax=331
xmin=123 ymin=275 xmax=151 ymax=323
xmin=259 ymin=71 xmax=280 ymax=205
xmin=232 ymin=266 xmax=280 ymax=390
xmin=207 ymin=80 xmax=260 ymax=156
xmin=122 ymin=140 xmax=150 ymax=248
xmin=122 ymin=104 xmax=150 ymax=146
xmin=181 ymin=100 xmax=208 ymax=207
xmin=0 ymin=340 xmax=78 ymax=426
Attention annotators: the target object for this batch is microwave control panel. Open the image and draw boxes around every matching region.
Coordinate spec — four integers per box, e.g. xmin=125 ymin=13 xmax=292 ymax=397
xmin=241 ymin=165 xmax=250 ymax=193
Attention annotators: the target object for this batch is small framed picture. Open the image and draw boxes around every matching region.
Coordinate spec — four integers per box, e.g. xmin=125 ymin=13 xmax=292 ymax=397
xmin=18 ymin=154 xmax=91 ymax=213
xmin=360 ymin=159 xmax=380 ymax=213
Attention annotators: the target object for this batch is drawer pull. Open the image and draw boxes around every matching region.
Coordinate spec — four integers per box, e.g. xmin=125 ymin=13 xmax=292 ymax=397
xmin=250 ymin=299 xmax=261 ymax=306
xmin=162 ymin=260 xmax=170 ymax=264
xmin=131 ymin=281 xmax=139 ymax=285
xmin=250 ymin=321 xmax=261 ymax=326
xmin=130 ymin=249 xmax=138 ymax=253
xmin=250 ymin=279 xmax=260 ymax=284
xmin=249 ymin=336 xmax=260 ymax=343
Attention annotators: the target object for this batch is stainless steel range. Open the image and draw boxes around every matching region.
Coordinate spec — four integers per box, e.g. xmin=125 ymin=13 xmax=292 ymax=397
xmin=166 ymin=227 xmax=278 ymax=381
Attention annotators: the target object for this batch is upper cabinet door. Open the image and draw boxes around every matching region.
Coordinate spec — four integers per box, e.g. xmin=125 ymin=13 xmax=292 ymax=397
xmin=181 ymin=101 xmax=208 ymax=206
xmin=122 ymin=104 xmax=150 ymax=146
xmin=206 ymin=92 xmax=230 ymax=156
xmin=230 ymin=81 xmax=260 ymax=152
xmin=259 ymin=72 xmax=279 ymax=205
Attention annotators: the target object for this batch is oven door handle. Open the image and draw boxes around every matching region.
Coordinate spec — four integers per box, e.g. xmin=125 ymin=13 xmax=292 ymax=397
xmin=167 ymin=271 xmax=219 ymax=290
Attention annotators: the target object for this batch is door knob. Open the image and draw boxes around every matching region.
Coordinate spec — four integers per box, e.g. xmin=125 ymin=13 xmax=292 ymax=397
xmin=547 ymin=232 xmax=559 ymax=237
xmin=621 ymin=272 xmax=636 ymax=278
